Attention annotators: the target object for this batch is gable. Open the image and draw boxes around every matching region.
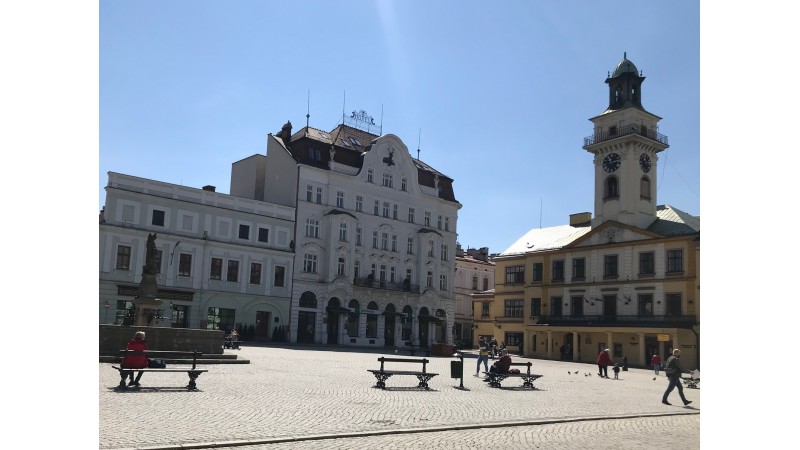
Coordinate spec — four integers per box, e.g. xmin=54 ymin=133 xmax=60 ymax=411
xmin=569 ymin=221 xmax=660 ymax=248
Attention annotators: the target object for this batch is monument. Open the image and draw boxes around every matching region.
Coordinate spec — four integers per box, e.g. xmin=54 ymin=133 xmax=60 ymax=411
xmin=133 ymin=232 xmax=163 ymax=326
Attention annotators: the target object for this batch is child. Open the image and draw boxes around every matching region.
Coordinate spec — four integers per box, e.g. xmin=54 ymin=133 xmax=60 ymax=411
xmin=612 ymin=363 xmax=621 ymax=379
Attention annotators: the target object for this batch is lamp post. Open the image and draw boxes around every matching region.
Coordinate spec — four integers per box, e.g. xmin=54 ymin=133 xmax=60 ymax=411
xmin=103 ymin=301 xmax=110 ymax=324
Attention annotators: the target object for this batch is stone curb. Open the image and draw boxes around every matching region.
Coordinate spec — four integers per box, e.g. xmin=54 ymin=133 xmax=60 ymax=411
xmin=108 ymin=411 xmax=700 ymax=450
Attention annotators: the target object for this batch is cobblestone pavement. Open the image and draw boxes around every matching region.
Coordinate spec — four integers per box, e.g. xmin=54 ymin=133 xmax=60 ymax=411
xmin=99 ymin=345 xmax=700 ymax=449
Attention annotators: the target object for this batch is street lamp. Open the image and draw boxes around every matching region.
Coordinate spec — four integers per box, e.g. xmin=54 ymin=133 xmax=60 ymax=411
xmin=103 ymin=301 xmax=110 ymax=324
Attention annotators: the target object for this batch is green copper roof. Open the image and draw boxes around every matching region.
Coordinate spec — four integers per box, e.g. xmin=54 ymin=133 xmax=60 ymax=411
xmin=611 ymin=52 xmax=639 ymax=77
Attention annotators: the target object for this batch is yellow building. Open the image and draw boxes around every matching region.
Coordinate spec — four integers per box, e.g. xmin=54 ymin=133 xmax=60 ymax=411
xmin=474 ymin=54 xmax=699 ymax=369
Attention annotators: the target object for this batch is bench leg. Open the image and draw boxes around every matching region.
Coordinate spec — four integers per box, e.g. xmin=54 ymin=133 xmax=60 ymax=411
xmin=187 ymin=371 xmax=203 ymax=390
xmin=416 ymin=374 xmax=434 ymax=389
xmin=372 ymin=373 xmax=391 ymax=389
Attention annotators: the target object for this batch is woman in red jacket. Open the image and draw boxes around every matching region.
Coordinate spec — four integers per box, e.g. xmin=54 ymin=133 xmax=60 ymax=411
xmin=597 ymin=348 xmax=613 ymax=378
xmin=123 ymin=331 xmax=148 ymax=386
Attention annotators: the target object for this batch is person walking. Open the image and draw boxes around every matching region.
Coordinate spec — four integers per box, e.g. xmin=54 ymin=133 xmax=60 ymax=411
xmin=662 ymin=349 xmax=693 ymax=406
xmin=475 ymin=338 xmax=489 ymax=376
xmin=597 ymin=348 xmax=612 ymax=378
xmin=651 ymin=353 xmax=662 ymax=376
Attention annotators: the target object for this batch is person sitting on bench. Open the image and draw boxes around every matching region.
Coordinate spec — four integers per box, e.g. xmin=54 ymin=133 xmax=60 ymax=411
xmin=123 ymin=331 xmax=148 ymax=386
xmin=484 ymin=349 xmax=512 ymax=381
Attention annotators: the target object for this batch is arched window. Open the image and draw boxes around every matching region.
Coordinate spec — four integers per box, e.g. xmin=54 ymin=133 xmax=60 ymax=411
xmin=640 ymin=176 xmax=651 ymax=200
xmin=604 ymin=176 xmax=619 ymax=199
xmin=347 ymin=299 xmax=360 ymax=337
xmin=299 ymin=291 xmax=317 ymax=308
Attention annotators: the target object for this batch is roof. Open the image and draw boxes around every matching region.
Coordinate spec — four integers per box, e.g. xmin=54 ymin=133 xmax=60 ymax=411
xmin=647 ymin=205 xmax=700 ymax=236
xmin=500 ymin=224 xmax=593 ymax=256
xmin=611 ymin=53 xmax=639 ymax=78
xmin=499 ymin=205 xmax=699 ymax=257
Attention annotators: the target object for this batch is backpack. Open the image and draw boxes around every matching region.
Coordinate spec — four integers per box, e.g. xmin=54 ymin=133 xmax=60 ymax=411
xmin=147 ymin=358 xmax=167 ymax=369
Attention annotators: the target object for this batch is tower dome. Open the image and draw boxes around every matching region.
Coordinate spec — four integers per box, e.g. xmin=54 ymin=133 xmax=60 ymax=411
xmin=611 ymin=52 xmax=639 ymax=77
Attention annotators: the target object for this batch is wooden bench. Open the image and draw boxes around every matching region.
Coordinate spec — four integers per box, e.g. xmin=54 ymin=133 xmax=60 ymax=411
xmin=112 ymin=350 xmax=208 ymax=391
xmin=368 ymin=357 xmax=439 ymax=389
xmin=484 ymin=362 xmax=543 ymax=389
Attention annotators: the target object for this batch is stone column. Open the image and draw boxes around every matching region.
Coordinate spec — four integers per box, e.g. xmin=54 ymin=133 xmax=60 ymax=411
xmin=547 ymin=330 xmax=553 ymax=359
xmin=606 ymin=331 xmax=614 ymax=356
xmin=639 ymin=332 xmax=645 ymax=366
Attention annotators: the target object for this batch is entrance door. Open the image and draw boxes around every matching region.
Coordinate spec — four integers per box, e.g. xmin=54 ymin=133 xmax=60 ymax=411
xmin=255 ymin=311 xmax=271 ymax=340
xmin=297 ymin=311 xmax=316 ymax=343
xmin=384 ymin=317 xmax=395 ymax=347
xmin=327 ymin=312 xmax=339 ymax=344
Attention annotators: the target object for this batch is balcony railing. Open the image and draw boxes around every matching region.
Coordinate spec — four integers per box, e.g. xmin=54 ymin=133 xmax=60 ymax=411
xmin=353 ymin=276 xmax=420 ymax=293
xmin=583 ymin=123 xmax=668 ymax=148
xmin=536 ymin=314 xmax=697 ymax=328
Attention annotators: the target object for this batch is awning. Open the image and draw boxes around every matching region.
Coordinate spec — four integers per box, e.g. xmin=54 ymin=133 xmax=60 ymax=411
xmin=418 ymin=315 xmax=443 ymax=323
xmin=326 ymin=306 xmax=352 ymax=314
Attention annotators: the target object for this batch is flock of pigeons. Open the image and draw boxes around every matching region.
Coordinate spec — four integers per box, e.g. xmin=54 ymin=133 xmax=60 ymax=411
xmin=565 ymin=371 xmax=659 ymax=381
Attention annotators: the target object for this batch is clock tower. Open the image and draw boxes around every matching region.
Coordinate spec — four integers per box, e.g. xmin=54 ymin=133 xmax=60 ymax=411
xmin=583 ymin=53 xmax=669 ymax=229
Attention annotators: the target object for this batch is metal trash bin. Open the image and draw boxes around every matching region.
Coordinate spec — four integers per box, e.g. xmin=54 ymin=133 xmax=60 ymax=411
xmin=450 ymin=360 xmax=463 ymax=379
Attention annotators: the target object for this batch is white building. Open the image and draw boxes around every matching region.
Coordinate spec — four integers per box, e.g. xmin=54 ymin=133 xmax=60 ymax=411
xmin=99 ymin=172 xmax=295 ymax=340
xmin=453 ymin=246 xmax=495 ymax=347
xmin=231 ymin=117 xmax=461 ymax=348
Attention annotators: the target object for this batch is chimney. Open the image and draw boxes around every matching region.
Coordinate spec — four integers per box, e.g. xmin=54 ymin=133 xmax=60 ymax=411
xmin=202 ymin=185 xmax=216 ymax=192
xmin=570 ymin=212 xmax=592 ymax=227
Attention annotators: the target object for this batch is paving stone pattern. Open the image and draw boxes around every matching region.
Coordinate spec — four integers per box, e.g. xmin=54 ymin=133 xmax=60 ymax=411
xmin=99 ymin=345 xmax=699 ymax=449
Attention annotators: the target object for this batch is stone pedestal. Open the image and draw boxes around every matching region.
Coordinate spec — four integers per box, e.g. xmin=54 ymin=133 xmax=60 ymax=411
xmin=133 ymin=273 xmax=162 ymax=326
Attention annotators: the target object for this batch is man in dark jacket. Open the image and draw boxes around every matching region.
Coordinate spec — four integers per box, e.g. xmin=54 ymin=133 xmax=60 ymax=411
xmin=662 ymin=349 xmax=693 ymax=406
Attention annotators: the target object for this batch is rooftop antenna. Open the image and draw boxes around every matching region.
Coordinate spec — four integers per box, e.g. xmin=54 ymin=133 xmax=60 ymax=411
xmin=417 ymin=129 xmax=421 ymax=160
xmin=306 ymin=90 xmax=310 ymax=129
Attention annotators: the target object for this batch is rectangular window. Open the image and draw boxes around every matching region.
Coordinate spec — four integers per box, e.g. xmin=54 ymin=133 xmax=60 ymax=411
xmin=372 ymin=231 xmax=378 ymax=249
xmin=356 ymin=195 xmax=363 ymax=212
xmin=572 ymin=258 xmax=585 ymax=280
xmin=472 ymin=276 xmax=478 ymax=290
xmin=178 ymin=253 xmax=192 ymax=277
xmin=408 ymin=208 xmax=415 ymax=223
xmin=638 ymin=294 xmax=654 ymax=316
xmin=532 ymin=263 xmax=543 ymax=282
xmin=401 ymin=178 xmax=407 ymax=191
xmin=531 ymin=298 xmax=541 ymax=317
xmin=309 ymin=147 xmax=321 ymax=161
xmin=390 ymin=266 xmax=396 ymax=283
xmin=250 ymin=262 xmax=262 ymax=284
xmin=337 ymin=257 xmax=346 ymax=276
xmin=552 ymin=260 xmax=564 ymax=281
xmin=238 ymin=224 xmax=250 ymax=240
xmin=303 ymin=254 xmax=317 ymax=273
xmin=481 ymin=302 xmax=490 ymax=317
xmin=356 ymin=227 xmax=362 ymax=246
xmin=424 ymin=211 xmax=431 ymax=226
xmin=258 ymin=227 xmax=269 ymax=243
xmin=354 ymin=260 xmax=361 ymax=278
xmin=505 ymin=265 xmax=525 ymax=284
xmin=382 ymin=173 xmax=393 ymax=187
xmin=570 ymin=296 xmax=583 ymax=316
xmin=274 ymin=265 xmax=285 ymax=287
xmin=639 ymin=251 xmax=655 ymax=275
xmin=315 ymin=187 xmax=322 ymax=204
xmin=381 ymin=232 xmax=388 ymax=250
xmin=380 ymin=265 xmax=387 ymax=282
xmin=152 ymin=209 xmax=165 ymax=226
xmin=604 ymin=255 xmax=619 ymax=278
xmin=407 ymin=237 xmax=414 ymax=254
xmin=116 ymin=245 xmax=131 ymax=270
xmin=336 ymin=191 xmax=344 ymax=208
xmin=483 ymin=277 xmax=489 ymax=291
xmin=667 ymin=249 xmax=684 ymax=273
xmin=374 ymin=200 xmax=379 ymax=215
xmin=427 ymin=271 xmax=433 ymax=288
xmin=382 ymin=202 xmax=389 ymax=218
xmin=439 ymin=274 xmax=447 ymax=291
xmin=306 ymin=185 xmax=313 ymax=202
xmin=305 ymin=219 xmax=319 ymax=238
xmin=437 ymin=215 xmax=442 ymax=230
xmin=504 ymin=332 xmax=523 ymax=347
xmin=444 ymin=217 xmax=450 ymax=232
xmin=666 ymin=293 xmax=682 ymax=316
xmin=504 ymin=299 xmax=523 ymax=318
xmin=181 ymin=214 xmax=193 ymax=231
xmin=428 ymin=240 xmax=435 ymax=257
xmin=393 ymin=204 xmax=398 ymax=220
xmin=210 ymin=257 xmax=223 ymax=280
xmin=391 ymin=235 xmax=397 ymax=252
xmin=551 ymin=296 xmax=563 ymax=316
xmin=406 ymin=269 xmax=412 ymax=284
xmin=227 ymin=260 xmax=239 ymax=282
xmin=367 ymin=169 xmax=373 ymax=183
xmin=207 ymin=307 xmax=236 ymax=331
xmin=339 ymin=223 xmax=348 ymax=241
xmin=440 ymin=244 xmax=448 ymax=261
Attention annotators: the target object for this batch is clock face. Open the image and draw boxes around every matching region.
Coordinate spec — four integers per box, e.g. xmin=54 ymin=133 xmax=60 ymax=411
xmin=602 ymin=153 xmax=621 ymax=173
xmin=639 ymin=153 xmax=651 ymax=173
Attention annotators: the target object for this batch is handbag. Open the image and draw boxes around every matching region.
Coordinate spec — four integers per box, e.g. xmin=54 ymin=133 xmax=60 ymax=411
xmin=147 ymin=358 xmax=167 ymax=369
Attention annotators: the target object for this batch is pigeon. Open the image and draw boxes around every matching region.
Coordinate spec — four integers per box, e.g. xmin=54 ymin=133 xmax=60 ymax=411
xmin=568 ymin=371 xmax=571 ymax=374
xmin=584 ymin=373 xmax=588 ymax=377
xmin=653 ymin=377 xmax=657 ymax=380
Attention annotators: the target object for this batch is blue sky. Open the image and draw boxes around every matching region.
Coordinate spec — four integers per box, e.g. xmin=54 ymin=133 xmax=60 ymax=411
xmin=99 ymin=0 xmax=699 ymax=254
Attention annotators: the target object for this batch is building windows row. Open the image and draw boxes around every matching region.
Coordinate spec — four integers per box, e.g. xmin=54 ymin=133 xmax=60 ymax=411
xmin=472 ymin=276 xmax=489 ymax=291
xmin=603 ymin=176 xmax=652 ymax=201
xmin=508 ymin=250 xmax=685 ymax=283
xmin=504 ymin=299 xmax=524 ymax=318
xmin=537 ymin=293 xmax=684 ymax=317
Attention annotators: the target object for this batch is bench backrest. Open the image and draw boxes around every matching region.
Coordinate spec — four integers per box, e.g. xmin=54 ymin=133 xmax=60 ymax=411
xmin=377 ymin=356 xmax=429 ymax=372
xmin=508 ymin=362 xmax=532 ymax=374
xmin=120 ymin=349 xmax=203 ymax=370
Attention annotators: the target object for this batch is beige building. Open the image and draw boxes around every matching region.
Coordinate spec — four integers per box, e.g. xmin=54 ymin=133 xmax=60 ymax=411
xmin=453 ymin=245 xmax=494 ymax=347
xmin=474 ymin=54 xmax=699 ymax=369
